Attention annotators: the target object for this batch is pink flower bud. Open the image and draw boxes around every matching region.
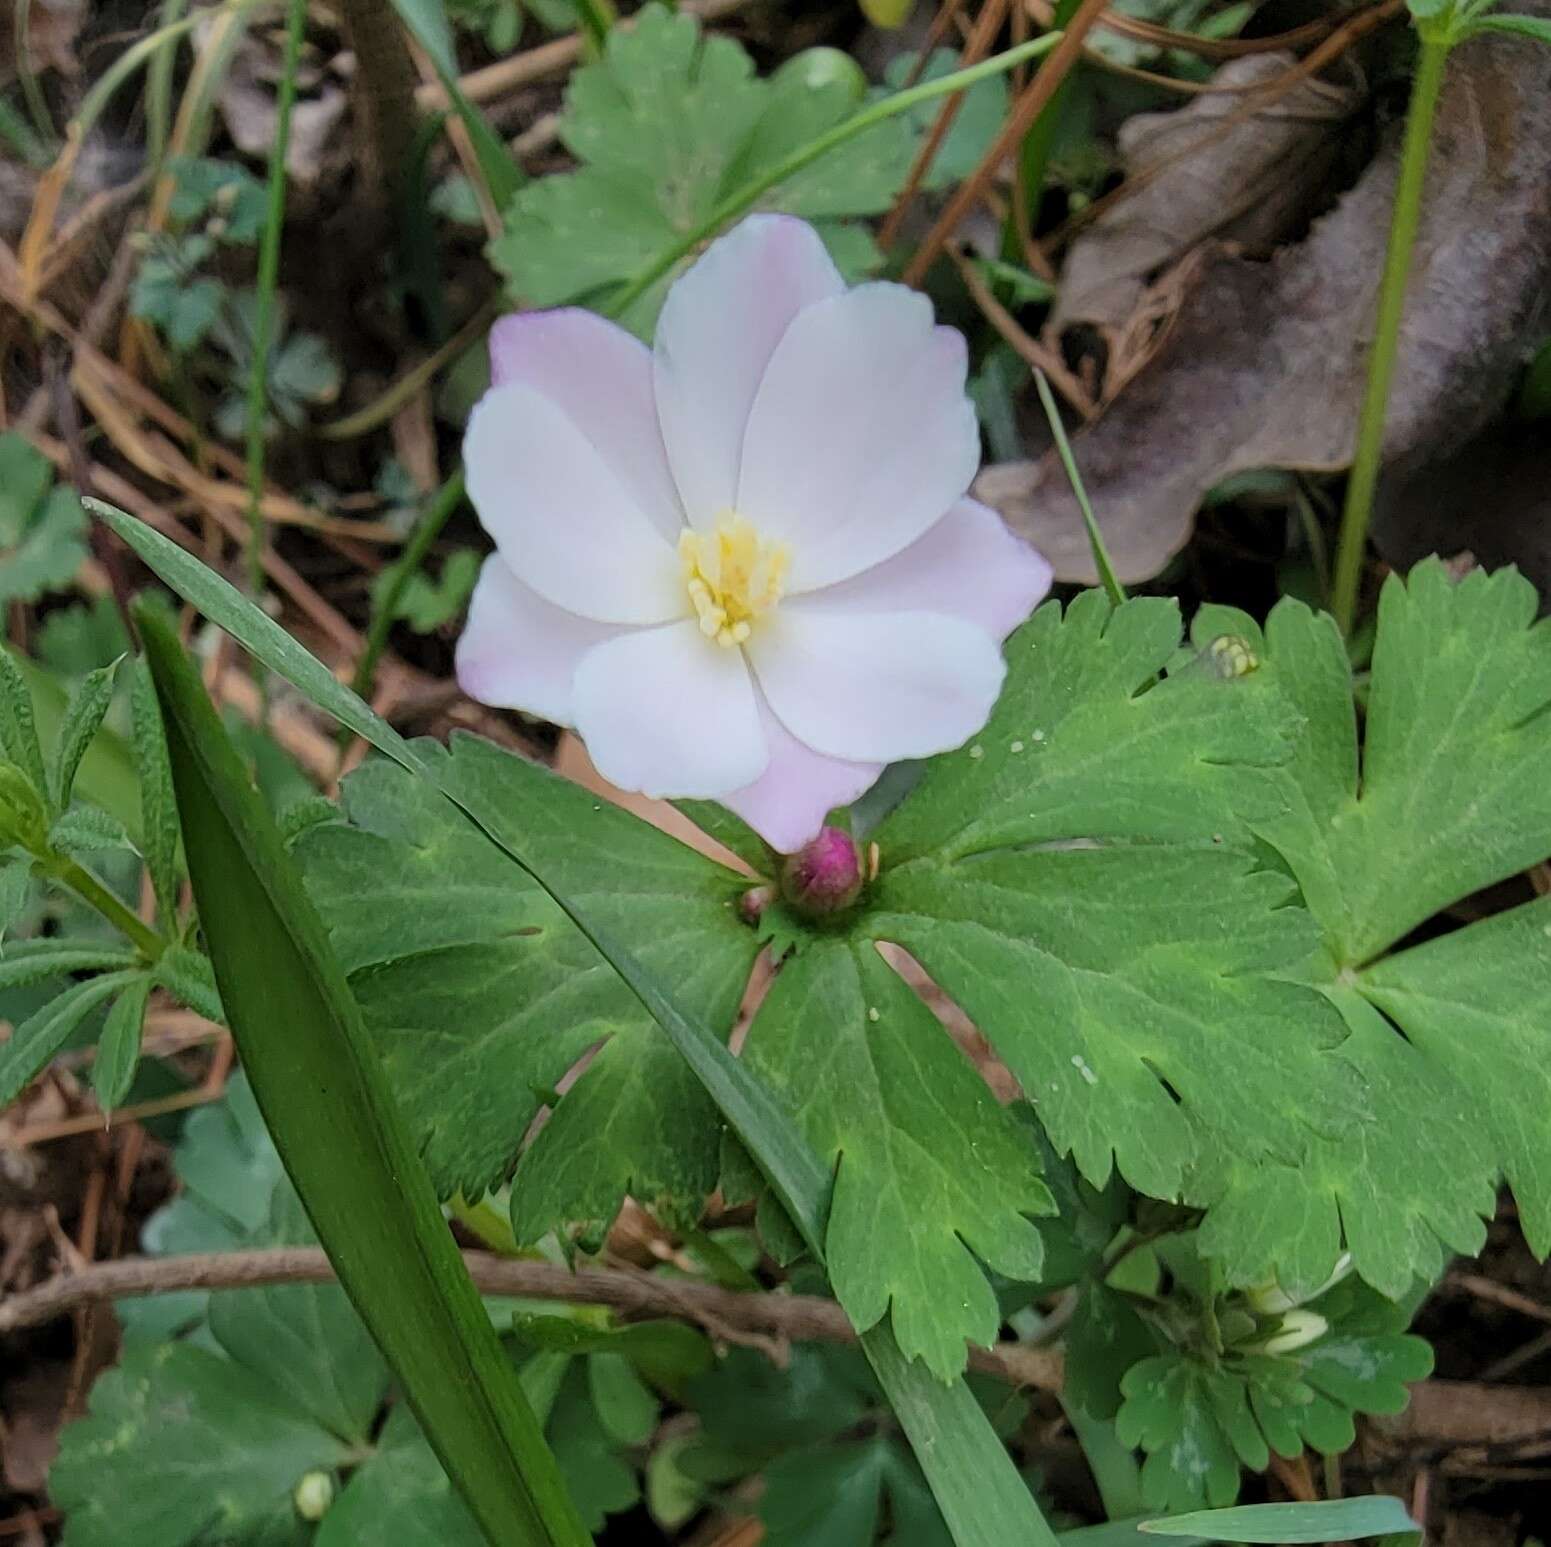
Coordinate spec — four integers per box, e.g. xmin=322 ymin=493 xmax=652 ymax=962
xmin=779 ymin=826 xmax=864 ymax=917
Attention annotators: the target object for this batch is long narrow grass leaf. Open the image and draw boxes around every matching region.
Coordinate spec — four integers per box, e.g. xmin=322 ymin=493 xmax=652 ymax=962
xmin=388 ymin=0 xmax=525 ymax=205
xmin=136 ymin=604 xmax=592 ymax=1547
xmin=1139 ymin=1498 xmax=1421 ymax=1544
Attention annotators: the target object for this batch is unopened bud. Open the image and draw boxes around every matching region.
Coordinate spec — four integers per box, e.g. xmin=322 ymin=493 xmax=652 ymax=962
xmin=738 ymin=883 xmax=775 ymax=926
xmin=779 ymin=826 xmax=864 ymax=918
xmin=293 ymin=1470 xmax=334 ymax=1521
xmin=1257 ymin=1308 xmax=1328 ymax=1356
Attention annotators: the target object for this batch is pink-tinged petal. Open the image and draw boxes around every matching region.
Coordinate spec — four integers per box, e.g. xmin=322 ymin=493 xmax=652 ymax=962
xmin=748 ymin=608 xmax=1006 ymax=763
xmin=454 ymin=555 xmax=623 ymax=727
xmin=736 ymin=284 xmax=980 ymax=590
xmin=465 ymin=382 xmax=684 ymax=625
xmin=720 ymin=696 xmax=882 ymax=854
xmin=489 ymin=308 xmax=685 ymax=543
xmin=795 ymin=499 xmax=1053 ymax=640
xmin=654 ymin=214 xmax=844 ymax=528
xmin=573 ymin=622 xmax=766 ymax=799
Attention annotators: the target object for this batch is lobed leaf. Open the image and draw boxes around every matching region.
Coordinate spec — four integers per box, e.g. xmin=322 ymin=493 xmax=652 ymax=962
xmin=741 ymin=938 xmax=1051 ymax=1379
xmin=50 ymin=1341 xmax=351 ymax=1547
xmin=294 ymin=742 xmax=756 ymax=1233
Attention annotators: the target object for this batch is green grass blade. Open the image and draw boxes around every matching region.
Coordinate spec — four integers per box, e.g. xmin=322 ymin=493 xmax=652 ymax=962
xmin=1140 ymin=1498 xmax=1421 ymax=1544
xmin=135 ymin=603 xmax=592 ymax=1547
xmin=388 ymin=0 xmax=525 ymax=206
xmin=98 ymin=498 xmax=1062 ymax=1547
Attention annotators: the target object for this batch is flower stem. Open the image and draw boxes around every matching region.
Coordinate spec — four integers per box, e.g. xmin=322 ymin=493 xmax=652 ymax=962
xmin=243 ymin=0 xmax=308 ymax=598
xmin=1329 ymin=36 xmax=1451 ymax=637
xmin=39 ymin=853 xmax=167 ymax=962
xmin=605 ymin=30 xmax=1064 ymax=321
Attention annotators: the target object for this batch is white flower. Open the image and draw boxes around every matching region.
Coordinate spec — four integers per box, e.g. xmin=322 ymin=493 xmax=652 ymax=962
xmin=457 ymin=214 xmax=1052 ymax=852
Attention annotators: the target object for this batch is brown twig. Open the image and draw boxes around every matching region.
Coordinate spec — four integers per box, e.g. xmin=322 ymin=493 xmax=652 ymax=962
xmin=902 ymin=0 xmax=1112 ymax=287
xmin=414 ymin=0 xmax=752 ymax=111
xmin=1021 ymin=0 xmax=1357 ymax=59
xmin=0 ymin=1247 xmax=1065 ymax=1390
xmin=878 ymin=0 xmax=1013 ymax=251
xmin=945 ymin=242 xmax=1095 ymax=416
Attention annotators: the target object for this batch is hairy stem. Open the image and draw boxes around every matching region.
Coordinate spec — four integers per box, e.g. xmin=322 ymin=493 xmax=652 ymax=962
xmin=38 ymin=853 xmax=166 ymax=962
xmin=1330 ymin=36 xmax=1451 ymax=636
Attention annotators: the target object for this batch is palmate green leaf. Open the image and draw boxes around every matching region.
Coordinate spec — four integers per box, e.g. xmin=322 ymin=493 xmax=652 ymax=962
xmin=1189 ymin=564 xmax=1551 ymax=1287
xmin=96 ymin=495 xmax=1069 ymax=1547
xmin=136 ymin=605 xmax=591 ymax=1547
xmin=490 ymin=8 xmax=986 ymax=333
xmin=860 ymin=596 xmax=1358 ymax=1223
xmin=1230 ymin=564 xmax=1551 ymax=965
xmin=124 ymin=1073 xmax=282 ymax=1342
xmin=0 ymin=431 xmax=89 ymax=607
xmin=294 ymin=741 xmax=757 ymax=1237
xmin=1194 ymin=991 xmax=1497 ymax=1300
xmin=878 ymin=593 xmax=1301 ymax=863
xmin=318 ymin=1405 xmax=485 ymax=1547
xmin=209 ymin=1182 xmax=391 ymax=1444
xmin=1361 ymin=894 xmax=1551 ymax=1254
xmin=1115 ymin=1284 xmax=1430 ymax=1512
xmin=50 ymin=1341 xmax=351 ymax=1547
xmin=741 ymin=938 xmax=1051 ymax=1379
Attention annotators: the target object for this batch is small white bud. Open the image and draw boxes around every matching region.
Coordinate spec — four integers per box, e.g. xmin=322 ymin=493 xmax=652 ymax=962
xmin=294 ymin=1470 xmax=335 ymax=1521
xmin=1258 ymin=1309 xmax=1328 ymax=1356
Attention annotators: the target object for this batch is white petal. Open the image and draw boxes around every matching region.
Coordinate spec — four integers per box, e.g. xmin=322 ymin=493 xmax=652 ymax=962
xmin=454 ymin=555 xmax=623 ymax=727
xmin=736 ymin=284 xmax=980 ymax=590
xmin=721 ymin=696 xmax=882 ymax=854
xmin=653 ymin=215 xmax=844 ymax=527
xmin=489 ymin=308 xmax=685 ymax=542
xmin=573 ymin=622 xmax=766 ymax=798
xmin=748 ymin=608 xmax=1006 ymax=763
xmin=465 ymin=382 xmax=684 ymax=625
xmin=795 ymin=499 xmax=1053 ymax=640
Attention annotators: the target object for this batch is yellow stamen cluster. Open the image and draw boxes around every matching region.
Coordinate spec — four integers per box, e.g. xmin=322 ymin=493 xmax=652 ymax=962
xmin=680 ymin=513 xmax=791 ymax=648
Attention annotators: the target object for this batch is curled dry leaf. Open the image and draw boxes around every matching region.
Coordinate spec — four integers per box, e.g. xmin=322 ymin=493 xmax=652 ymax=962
xmin=212 ymin=18 xmax=349 ymax=187
xmin=1049 ymin=52 xmax=1359 ymax=334
xmin=978 ymin=15 xmax=1551 ymax=585
xmin=0 ymin=0 xmax=84 ymax=83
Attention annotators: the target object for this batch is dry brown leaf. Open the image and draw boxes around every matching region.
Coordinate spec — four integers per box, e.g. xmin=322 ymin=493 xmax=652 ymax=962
xmin=977 ymin=15 xmax=1551 ymax=585
xmin=214 ymin=24 xmax=349 ymax=186
xmin=0 ymin=0 xmax=83 ymax=83
xmin=1050 ymin=51 xmax=1358 ymax=333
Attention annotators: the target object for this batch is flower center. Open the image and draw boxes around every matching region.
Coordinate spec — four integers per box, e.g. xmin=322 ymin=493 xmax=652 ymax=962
xmin=679 ymin=513 xmax=791 ymax=648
